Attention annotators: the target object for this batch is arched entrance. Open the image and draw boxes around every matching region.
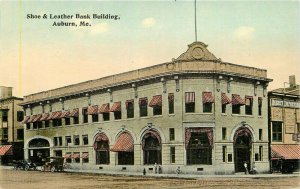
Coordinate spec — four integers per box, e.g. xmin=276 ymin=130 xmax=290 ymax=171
xmin=28 ymin=138 xmax=50 ymax=165
xmin=111 ymin=131 xmax=134 ymax=165
xmin=93 ymin=133 xmax=110 ymax=164
xmin=142 ymin=129 xmax=161 ymax=165
xmin=233 ymin=127 xmax=252 ymax=172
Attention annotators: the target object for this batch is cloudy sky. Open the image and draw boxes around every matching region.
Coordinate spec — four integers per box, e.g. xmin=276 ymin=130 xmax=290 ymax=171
xmin=0 ymin=1 xmax=299 ymax=97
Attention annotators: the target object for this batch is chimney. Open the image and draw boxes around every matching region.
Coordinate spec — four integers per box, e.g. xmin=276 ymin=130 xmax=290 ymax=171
xmin=289 ymin=75 xmax=296 ymax=88
xmin=0 ymin=86 xmax=13 ymax=99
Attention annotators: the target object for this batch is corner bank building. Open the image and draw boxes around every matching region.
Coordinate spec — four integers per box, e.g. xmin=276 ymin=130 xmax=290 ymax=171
xmin=21 ymin=42 xmax=272 ymax=174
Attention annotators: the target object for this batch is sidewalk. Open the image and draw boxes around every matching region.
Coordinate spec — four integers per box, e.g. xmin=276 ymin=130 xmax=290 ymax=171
xmin=1 ymin=165 xmax=299 ymax=179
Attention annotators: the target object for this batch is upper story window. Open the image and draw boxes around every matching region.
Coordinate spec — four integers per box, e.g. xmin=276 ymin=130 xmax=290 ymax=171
xmin=17 ymin=111 xmax=24 ymax=122
xmin=126 ymin=100 xmax=134 ymax=118
xmin=272 ymin=121 xmax=282 ymax=142
xmin=74 ymin=135 xmax=80 ymax=145
xmin=53 ymin=137 xmax=62 ymax=146
xmin=149 ymin=95 xmax=162 ymax=116
xmin=202 ymin=92 xmax=214 ymax=113
xmin=99 ymin=103 xmax=110 ymax=121
xmin=245 ymin=96 xmax=253 ymax=115
xmin=53 ymin=119 xmax=62 ymax=127
xmin=232 ymin=94 xmax=245 ymax=114
xmin=221 ymin=93 xmax=231 ymax=114
xmin=168 ymin=93 xmax=174 ymax=114
xmin=26 ymin=123 xmax=31 ymax=130
xmin=87 ymin=105 xmax=99 ymax=122
xmin=2 ymin=110 xmax=8 ymax=122
xmin=2 ymin=128 xmax=8 ymax=139
xmin=82 ymin=135 xmax=89 ymax=145
xmin=17 ymin=129 xmax=24 ymax=140
xmin=258 ymin=97 xmax=262 ymax=116
xmin=185 ymin=92 xmax=195 ymax=113
xmin=111 ymin=102 xmax=121 ymax=120
xmin=169 ymin=128 xmax=175 ymax=141
xmin=65 ymin=136 xmax=71 ymax=146
xmin=222 ymin=127 xmax=227 ymax=140
xmin=139 ymin=97 xmax=148 ymax=117
xmin=82 ymin=107 xmax=88 ymax=123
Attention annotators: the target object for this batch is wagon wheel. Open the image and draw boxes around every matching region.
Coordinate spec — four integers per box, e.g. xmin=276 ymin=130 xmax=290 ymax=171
xmin=40 ymin=166 xmax=45 ymax=172
xmin=25 ymin=165 xmax=30 ymax=171
xmin=50 ymin=166 xmax=56 ymax=172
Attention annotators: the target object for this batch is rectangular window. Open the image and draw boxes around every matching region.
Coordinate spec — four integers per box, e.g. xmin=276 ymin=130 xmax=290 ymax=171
xmin=2 ymin=110 xmax=8 ymax=122
xmin=139 ymin=98 xmax=148 ymax=117
xmin=245 ymin=96 xmax=253 ymax=115
xmin=2 ymin=128 xmax=8 ymax=139
xmin=82 ymin=152 xmax=89 ymax=163
xmin=65 ymin=117 xmax=70 ymax=125
xmin=53 ymin=119 xmax=62 ymax=127
xmin=37 ymin=121 xmax=42 ymax=129
xmin=65 ymin=153 xmax=72 ymax=163
xmin=126 ymin=100 xmax=134 ymax=118
xmin=232 ymin=94 xmax=244 ymax=114
xmin=202 ymin=92 xmax=214 ymax=113
xmin=168 ymin=93 xmax=174 ymax=114
xmin=33 ymin=122 xmax=38 ymax=129
xmin=258 ymin=97 xmax=262 ymax=116
xmin=65 ymin=136 xmax=71 ymax=146
xmin=82 ymin=135 xmax=89 ymax=145
xmin=114 ymin=112 xmax=121 ymax=120
xmin=153 ymin=106 xmax=162 ymax=116
xmin=92 ymin=114 xmax=99 ymax=122
xmin=222 ymin=127 xmax=227 ymax=140
xmin=73 ymin=152 xmax=80 ymax=163
xmin=73 ymin=117 xmax=79 ymax=124
xmin=82 ymin=108 xmax=88 ymax=123
xmin=26 ymin=123 xmax=31 ymax=130
xmin=232 ymin=104 xmax=241 ymax=114
xmin=17 ymin=129 xmax=24 ymax=140
xmin=169 ymin=128 xmax=175 ymax=141
xmin=203 ymin=103 xmax=212 ymax=113
xmin=103 ymin=112 xmax=110 ymax=121
xmin=222 ymin=146 xmax=227 ymax=162
xmin=297 ymin=123 xmax=300 ymax=134
xmin=228 ymin=154 xmax=232 ymax=162
xmin=185 ymin=92 xmax=195 ymax=113
xmin=150 ymin=95 xmax=162 ymax=116
xmin=222 ymin=104 xmax=226 ymax=114
xmin=45 ymin=120 xmax=49 ymax=128
xmin=272 ymin=121 xmax=282 ymax=142
xmin=170 ymin=147 xmax=175 ymax=163
xmin=259 ymin=146 xmax=263 ymax=161
xmin=74 ymin=135 xmax=80 ymax=145
xmin=259 ymin=129 xmax=262 ymax=141
xmin=17 ymin=111 xmax=24 ymax=122
xmin=53 ymin=137 xmax=62 ymax=146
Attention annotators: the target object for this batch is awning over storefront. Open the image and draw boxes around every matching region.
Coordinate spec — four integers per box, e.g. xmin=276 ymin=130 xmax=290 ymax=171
xmin=64 ymin=153 xmax=72 ymax=159
xmin=111 ymin=132 xmax=134 ymax=152
xmin=40 ymin=113 xmax=49 ymax=121
xmin=271 ymin=145 xmax=300 ymax=160
xmin=68 ymin=108 xmax=79 ymax=117
xmin=32 ymin=114 xmax=42 ymax=122
xmin=185 ymin=127 xmax=213 ymax=148
xmin=47 ymin=111 xmax=62 ymax=120
xmin=22 ymin=116 xmax=31 ymax=124
xmin=142 ymin=129 xmax=162 ymax=150
xmin=0 ymin=145 xmax=13 ymax=156
xmin=110 ymin=102 xmax=121 ymax=112
xmin=27 ymin=115 xmax=37 ymax=123
xmin=221 ymin=93 xmax=231 ymax=104
xmin=149 ymin=95 xmax=162 ymax=107
xmin=232 ymin=94 xmax=245 ymax=105
xmin=61 ymin=110 xmax=70 ymax=118
xmin=87 ymin=105 xmax=98 ymax=115
xmin=93 ymin=132 xmax=109 ymax=150
xmin=185 ymin=92 xmax=195 ymax=103
xmin=98 ymin=103 xmax=110 ymax=113
xmin=202 ymin=92 xmax=214 ymax=103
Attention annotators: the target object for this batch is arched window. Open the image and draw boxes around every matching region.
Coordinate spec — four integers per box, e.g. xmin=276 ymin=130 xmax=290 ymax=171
xmin=93 ymin=133 xmax=110 ymax=165
xmin=142 ymin=130 xmax=161 ymax=165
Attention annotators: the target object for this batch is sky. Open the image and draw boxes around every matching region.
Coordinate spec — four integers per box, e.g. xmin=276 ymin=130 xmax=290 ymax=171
xmin=0 ymin=1 xmax=299 ymax=97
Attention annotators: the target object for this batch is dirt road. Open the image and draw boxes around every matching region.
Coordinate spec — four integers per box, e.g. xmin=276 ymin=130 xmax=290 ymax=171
xmin=0 ymin=169 xmax=299 ymax=189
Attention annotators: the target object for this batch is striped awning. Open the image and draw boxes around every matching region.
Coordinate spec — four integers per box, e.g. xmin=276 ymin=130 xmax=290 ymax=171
xmin=0 ymin=145 xmax=13 ymax=156
xmin=64 ymin=153 xmax=72 ymax=159
xmin=40 ymin=113 xmax=49 ymax=121
xmin=47 ymin=111 xmax=62 ymax=120
xmin=202 ymin=92 xmax=214 ymax=103
xmin=232 ymin=94 xmax=245 ymax=105
xmin=110 ymin=102 xmax=121 ymax=112
xmin=221 ymin=93 xmax=231 ymax=105
xmin=32 ymin=114 xmax=42 ymax=122
xmin=27 ymin=115 xmax=37 ymax=123
xmin=149 ymin=95 xmax=162 ymax=107
xmin=88 ymin=105 xmax=99 ymax=115
xmin=69 ymin=108 xmax=79 ymax=117
xmin=22 ymin=116 xmax=31 ymax=124
xmin=185 ymin=92 xmax=195 ymax=103
xmin=72 ymin=153 xmax=80 ymax=159
xmin=82 ymin=152 xmax=89 ymax=159
xmin=271 ymin=145 xmax=300 ymax=160
xmin=61 ymin=110 xmax=70 ymax=118
xmin=111 ymin=132 xmax=134 ymax=152
xmin=99 ymin=103 xmax=110 ymax=113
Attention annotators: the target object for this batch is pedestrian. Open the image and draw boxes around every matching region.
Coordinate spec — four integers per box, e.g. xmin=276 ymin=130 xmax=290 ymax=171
xmin=244 ymin=161 xmax=248 ymax=174
xmin=154 ymin=163 xmax=158 ymax=174
xmin=176 ymin=166 xmax=181 ymax=174
xmin=158 ymin=165 xmax=162 ymax=174
xmin=143 ymin=168 xmax=146 ymax=175
xmin=252 ymin=162 xmax=257 ymax=174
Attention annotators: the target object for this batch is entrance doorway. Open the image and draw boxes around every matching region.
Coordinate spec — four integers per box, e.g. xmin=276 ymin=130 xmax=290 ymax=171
xmin=28 ymin=138 xmax=50 ymax=165
xmin=233 ymin=127 xmax=252 ymax=172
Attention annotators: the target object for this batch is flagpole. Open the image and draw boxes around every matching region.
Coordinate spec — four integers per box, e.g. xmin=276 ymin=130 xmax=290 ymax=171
xmin=194 ymin=0 xmax=197 ymax=42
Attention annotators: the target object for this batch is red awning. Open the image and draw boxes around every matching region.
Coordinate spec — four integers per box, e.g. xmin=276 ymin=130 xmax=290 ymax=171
xmin=47 ymin=111 xmax=62 ymax=120
xmin=64 ymin=153 xmax=72 ymax=159
xmin=40 ymin=113 xmax=49 ymax=121
xmin=82 ymin=152 xmax=89 ymax=159
xmin=0 ymin=145 xmax=13 ymax=156
xmin=221 ymin=93 xmax=231 ymax=105
xmin=69 ymin=108 xmax=79 ymax=117
xmin=111 ymin=132 xmax=134 ymax=152
xmin=88 ymin=105 xmax=99 ymax=115
xmin=202 ymin=92 xmax=214 ymax=103
xmin=271 ymin=145 xmax=300 ymax=160
xmin=232 ymin=94 xmax=245 ymax=105
xmin=22 ymin=116 xmax=31 ymax=124
xmin=72 ymin=153 xmax=80 ymax=159
xmin=32 ymin=114 xmax=42 ymax=122
xmin=61 ymin=110 xmax=70 ymax=118
xmin=110 ymin=102 xmax=121 ymax=112
xmin=185 ymin=92 xmax=195 ymax=103
xmin=27 ymin=115 xmax=37 ymax=123
xmin=99 ymin=103 xmax=110 ymax=113
xmin=149 ymin=95 xmax=162 ymax=107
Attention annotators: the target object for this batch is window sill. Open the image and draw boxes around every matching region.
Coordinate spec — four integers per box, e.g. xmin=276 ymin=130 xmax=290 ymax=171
xmin=185 ymin=112 xmax=213 ymax=115
xmin=152 ymin=115 xmax=163 ymax=118
xmin=231 ymin=114 xmax=254 ymax=118
xmin=221 ymin=113 xmax=227 ymax=116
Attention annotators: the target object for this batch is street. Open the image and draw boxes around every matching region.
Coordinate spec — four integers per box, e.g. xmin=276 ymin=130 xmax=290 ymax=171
xmin=0 ymin=168 xmax=299 ymax=189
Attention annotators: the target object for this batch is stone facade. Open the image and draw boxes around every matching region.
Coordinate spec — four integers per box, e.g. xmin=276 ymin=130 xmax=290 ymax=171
xmin=21 ymin=42 xmax=272 ymax=174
